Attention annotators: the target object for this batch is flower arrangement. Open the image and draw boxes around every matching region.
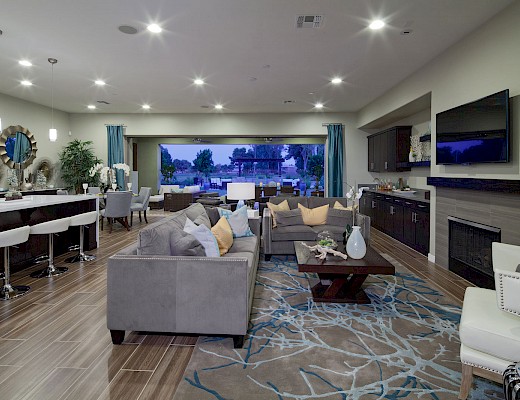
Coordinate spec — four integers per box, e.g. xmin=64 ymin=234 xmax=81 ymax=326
xmin=5 ymin=190 xmax=22 ymax=200
xmin=345 ymin=184 xmax=364 ymax=235
xmin=88 ymin=162 xmax=130 ymax=190
xmin=6 ymin=169 xmax=19 ymax=189
xmin=113 ymin=163 xmax=131 ymax=176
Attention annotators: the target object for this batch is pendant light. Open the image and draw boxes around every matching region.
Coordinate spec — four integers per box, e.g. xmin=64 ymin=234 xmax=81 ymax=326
xmin=48 ymin=58 xmax=58 ymax=142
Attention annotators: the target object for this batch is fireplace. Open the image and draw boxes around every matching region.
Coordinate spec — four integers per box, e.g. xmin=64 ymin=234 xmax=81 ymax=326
xmin=448 ymin=216 xmax=501 ymax=289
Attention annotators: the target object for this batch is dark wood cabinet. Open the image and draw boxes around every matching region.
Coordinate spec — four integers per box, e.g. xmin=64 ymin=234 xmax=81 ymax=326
xmin=367 ymin=126 xmax=412 ymax=172
xmin=363 ymin=191 xmax=429 ymax=256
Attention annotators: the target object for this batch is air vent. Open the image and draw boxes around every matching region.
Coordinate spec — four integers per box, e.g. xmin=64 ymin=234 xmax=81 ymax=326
xmin=296 ymin=15 xmax=323 ymax=28
xmin=97 ymin=100 xmax=110 ymax=104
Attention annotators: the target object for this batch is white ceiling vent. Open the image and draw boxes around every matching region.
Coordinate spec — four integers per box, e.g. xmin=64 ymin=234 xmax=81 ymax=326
xmin=296 ymin=15 xmax=323 ymax=29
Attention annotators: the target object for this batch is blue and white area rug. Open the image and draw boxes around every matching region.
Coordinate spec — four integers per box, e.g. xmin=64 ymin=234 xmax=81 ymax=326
xmin=173 ymin=255 xmax=503 ymax=399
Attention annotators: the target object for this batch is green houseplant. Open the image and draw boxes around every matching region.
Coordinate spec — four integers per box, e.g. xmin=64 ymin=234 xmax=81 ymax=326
xmin=59 ymin=140 xmax=102 ymax=193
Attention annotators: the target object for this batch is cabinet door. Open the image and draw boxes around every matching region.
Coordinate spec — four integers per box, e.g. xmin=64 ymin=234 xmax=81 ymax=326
xmin=414 ymin=205 xmax=430 ymax=255
xmin=402 ymin=202 xmax=416 ymax=247
xmin=384 ymin=129 xmax=397 ymax=172
xmin=368 ymin=135 xmax=381 ymax=172
xmin=396 ymin=127 xmax=412 ymax=165
xmin=390 ymin=199 xmax=405 ymax=242
xmin=382 ymin=196 xmax=394 ymax=233
xmin=359 ymin=194 xmax=370 ymax=217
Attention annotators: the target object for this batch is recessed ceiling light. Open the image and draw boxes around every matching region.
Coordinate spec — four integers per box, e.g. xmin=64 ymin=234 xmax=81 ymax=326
xmin=314 ymin=103 xmax=324 ymax=109
xmin=95 ymin=80 xmax=106 ymax=86
xmin=87 ymin=105 xmax=96 ymax=109
xmin=21 ymin=80 xmax=32 ymax=86
xmin=331 ymin=77 xmax=342 ymax=84
xmin=214 ymin=104 xmax=223 ymax=110
xmin=369 ymin=20 xmax=385 ymax=30
xmin=19 ymin=60 xmax=32 ymax=67
xmin=194 ymin=78 xmax=204 ymax=85
xmin=147 ymin=24 xmax=162 ymax=33
xmin=142 ymin=104 xmax=151 ymax=110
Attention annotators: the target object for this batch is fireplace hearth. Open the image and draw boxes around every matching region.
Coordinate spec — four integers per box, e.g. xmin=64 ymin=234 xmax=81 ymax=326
xmin=448 ymin=216 xmax=500 ymax=289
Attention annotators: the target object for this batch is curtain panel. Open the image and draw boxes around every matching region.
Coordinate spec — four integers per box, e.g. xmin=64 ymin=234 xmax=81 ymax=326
xmin=327 ymin=124 xmax=344 ymax=197
xmin=107 ymin=125 xmax=125 ymax=189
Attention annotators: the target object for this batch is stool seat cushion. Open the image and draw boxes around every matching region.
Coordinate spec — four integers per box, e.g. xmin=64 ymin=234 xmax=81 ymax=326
xmin=70 ymin=211 xmax=98 ymax=226
xmin=460 ymin=287 xmax=520 ymax=363
xmin=30 ymin=217 xmax=71 ymax=235
xmin=0 ymin=225 xmax=30 ymax=247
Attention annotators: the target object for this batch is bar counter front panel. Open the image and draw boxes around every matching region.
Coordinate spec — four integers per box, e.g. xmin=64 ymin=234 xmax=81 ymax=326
xmin=0 ymin=195 xmax=98 ymax=274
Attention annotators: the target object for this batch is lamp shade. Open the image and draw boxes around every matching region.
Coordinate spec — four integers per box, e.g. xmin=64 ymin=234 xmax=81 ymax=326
xmin=227 ymin=182 xmax=255 ymax=201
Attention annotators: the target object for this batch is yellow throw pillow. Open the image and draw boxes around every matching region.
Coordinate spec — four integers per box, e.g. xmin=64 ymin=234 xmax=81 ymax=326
xmin=211 ymin=216 xmax=234 ymax=256
xmin=333 ymin=201 xmax=353 ymax=211
xmin=298 ymin=203 xmax=329 ymax=226
xmin=266 ymin=200 xmax=290 ymax=228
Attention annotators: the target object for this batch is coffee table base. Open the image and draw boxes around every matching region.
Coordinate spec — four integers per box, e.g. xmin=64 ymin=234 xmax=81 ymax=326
xmin=309 ymin=273 xmax=371 ymax=304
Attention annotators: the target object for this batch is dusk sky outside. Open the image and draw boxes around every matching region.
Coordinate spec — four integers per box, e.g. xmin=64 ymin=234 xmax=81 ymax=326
xmin=162 ymin=144 xmax=295 ymax=166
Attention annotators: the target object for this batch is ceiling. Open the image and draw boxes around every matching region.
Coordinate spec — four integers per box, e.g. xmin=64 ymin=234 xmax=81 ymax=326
xmin=0 ymin=0 xmax=513 ymax=114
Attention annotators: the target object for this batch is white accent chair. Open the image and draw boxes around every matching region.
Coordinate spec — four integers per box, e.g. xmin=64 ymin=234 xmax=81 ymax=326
xmin=459 ymin=242 xmax=520 ymax=399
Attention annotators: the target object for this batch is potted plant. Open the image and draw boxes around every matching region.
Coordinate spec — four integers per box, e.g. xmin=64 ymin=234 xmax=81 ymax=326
xmin=59 ymin=140 xmax=102 ymax=194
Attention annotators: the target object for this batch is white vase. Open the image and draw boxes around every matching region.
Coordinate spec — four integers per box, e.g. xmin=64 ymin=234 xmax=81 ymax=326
xmin=346 ymin=226 xmax=367 ymax=259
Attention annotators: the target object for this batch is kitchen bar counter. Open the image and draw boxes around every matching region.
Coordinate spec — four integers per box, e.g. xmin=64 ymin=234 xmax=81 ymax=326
xmin=0 ymin=195 xmax=99 ymax=273
xmin=363 ymin=188 xmax=430 ymax=203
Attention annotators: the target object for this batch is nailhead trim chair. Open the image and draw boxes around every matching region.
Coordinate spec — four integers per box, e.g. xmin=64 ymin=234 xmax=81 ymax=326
xmin=459 ymin=242 xmax=520 ymax=399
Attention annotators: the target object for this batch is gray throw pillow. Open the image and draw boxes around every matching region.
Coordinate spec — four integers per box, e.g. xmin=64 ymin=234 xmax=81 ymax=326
xmin=206 ymin=207 xmax=221 ymax=227
xmin=327 ymin=208 xmax=353 ymax=227
xmin=275 ymin=209 xmax=304 ymax=227
xmin=138 ymin=218 xmax=181 ymax=255
xmin=193 ymin=212 xmax=211 ymax=229
xmin=169 ymin=225 xmax=205 ymax=256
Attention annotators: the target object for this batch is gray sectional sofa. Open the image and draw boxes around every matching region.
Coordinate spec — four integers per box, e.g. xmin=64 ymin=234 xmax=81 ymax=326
xmin=262 ymin=196 xmax=371 ymax=260
xmin=107 ymin=203 xmax=260 ymax=348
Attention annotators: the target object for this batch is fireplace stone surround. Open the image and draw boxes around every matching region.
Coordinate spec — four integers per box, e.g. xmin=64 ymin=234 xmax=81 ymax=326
xmin=431 ymin=179 xmax=520 ymax=287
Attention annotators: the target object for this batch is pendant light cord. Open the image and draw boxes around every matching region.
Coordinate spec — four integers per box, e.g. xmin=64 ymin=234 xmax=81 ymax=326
xmin=48 ymin=58 xmax=58 ymax=129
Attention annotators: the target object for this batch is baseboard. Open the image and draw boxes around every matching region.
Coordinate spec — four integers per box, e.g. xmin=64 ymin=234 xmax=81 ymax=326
xmin=428 ymin=253 xmax=435 ymax=263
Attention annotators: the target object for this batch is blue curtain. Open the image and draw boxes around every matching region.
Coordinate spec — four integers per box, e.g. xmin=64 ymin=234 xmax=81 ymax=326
xmin=327 ymin=124 xmax=344 ymax=197
xmin=107 ymin=125 xmax=125 ymax=189
xmin=13 ymin=132 xmax=30 ymax=164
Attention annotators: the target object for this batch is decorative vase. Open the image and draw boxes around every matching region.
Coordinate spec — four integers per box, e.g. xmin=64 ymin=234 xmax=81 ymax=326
xmin=346 ymin=226 xmax=366 ymax=259
xmin=409 ymin=151 xmax=415 ymax=163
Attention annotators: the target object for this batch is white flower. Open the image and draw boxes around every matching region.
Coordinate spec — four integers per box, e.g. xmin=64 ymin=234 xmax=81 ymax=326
xmin=89 ymin=162 xmax=104 ymax=177
xmin=113 ymin=163 xmax=130 ymax=176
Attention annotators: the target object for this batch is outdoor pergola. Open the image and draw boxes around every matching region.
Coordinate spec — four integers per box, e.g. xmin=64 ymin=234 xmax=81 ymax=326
xmin=231 ymin=157 xmax=285 ymax=177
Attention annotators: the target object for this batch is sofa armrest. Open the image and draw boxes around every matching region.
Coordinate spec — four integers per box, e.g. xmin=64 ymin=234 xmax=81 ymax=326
xmin=262 ymin=208 xmax=273 ymax=254
xmin=248 ymin=217 xmax=260 ymax=237
xmin=107 ymin=255 xmax=249 ymax=335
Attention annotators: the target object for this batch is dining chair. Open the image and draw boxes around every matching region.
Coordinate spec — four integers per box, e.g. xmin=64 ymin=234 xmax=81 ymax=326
xmin=130 ymin=187 xmax=152 ymax=226
xmin=100 ymin=191 xmax=132 ymax=233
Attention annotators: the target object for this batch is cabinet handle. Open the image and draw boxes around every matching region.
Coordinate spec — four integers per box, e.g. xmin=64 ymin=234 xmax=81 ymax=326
xmin=371 ymin=201 xmax=376 ymax=209
xmin=417 ymin=204 xmax=427 ymax=209
xmin=385 ymin=161 xmax=388 ymax=170
xmin=390 ymin=206 xmax=394 ymax=215
xmin=414 ymin=212 xmax=418 ymax=223
xmin=405 ymin=202 xmax=413 ymax=206
xmin=411 ymin=212 xmax=415 ymax=223
xmin=370 ymin=162 xmax=374 ymax=169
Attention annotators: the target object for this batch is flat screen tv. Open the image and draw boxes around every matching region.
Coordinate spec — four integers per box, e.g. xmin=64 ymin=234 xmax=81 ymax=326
xmin=436 ymin=89 xmax=510 ymax=165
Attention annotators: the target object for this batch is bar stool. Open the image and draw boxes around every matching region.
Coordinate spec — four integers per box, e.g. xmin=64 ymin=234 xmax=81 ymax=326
xmin=0 ymin=226 xmax=31 ymax=300
xmin=29 ymin=217 xmax=71 ymax=278
xmin=66 ymin=211 xmax=97 ymax=263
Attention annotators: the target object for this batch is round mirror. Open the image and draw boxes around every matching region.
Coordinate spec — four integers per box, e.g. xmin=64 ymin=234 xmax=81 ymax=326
xmin=0 ymin=125 xmax=38 ymax=169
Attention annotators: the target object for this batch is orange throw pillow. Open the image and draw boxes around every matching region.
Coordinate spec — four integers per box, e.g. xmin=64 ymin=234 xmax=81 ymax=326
xmin=211 ymin=216 xmax=234 ymax=255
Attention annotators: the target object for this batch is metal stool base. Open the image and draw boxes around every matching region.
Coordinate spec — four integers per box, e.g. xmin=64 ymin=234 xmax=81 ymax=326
xmin=30 ymin=266 xmax=68 ymax=279
xmin=66 ymin=253 xmax=96 ymax=263
xmin=0 ymin=285 xmax=31 ymax=300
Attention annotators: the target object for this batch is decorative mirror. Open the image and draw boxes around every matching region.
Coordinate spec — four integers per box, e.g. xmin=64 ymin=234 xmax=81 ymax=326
xmin=34 ymin=158 xmax=54 ymax=183
xmin=0 ymin=125 xmax=38 ymax=169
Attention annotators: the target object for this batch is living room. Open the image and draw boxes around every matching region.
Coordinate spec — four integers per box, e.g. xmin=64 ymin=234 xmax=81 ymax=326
xmin=1 ymin=0 xmax=520 ymax=399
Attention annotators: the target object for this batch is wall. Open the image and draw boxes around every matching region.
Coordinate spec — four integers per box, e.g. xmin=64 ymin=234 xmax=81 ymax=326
xmin=355 ymin=1 xmax=520 ymax=259
xmin=0 ymin=92 xmax=70 ymax=188
xmin=69 ymin=112 xmax=372 ymax=193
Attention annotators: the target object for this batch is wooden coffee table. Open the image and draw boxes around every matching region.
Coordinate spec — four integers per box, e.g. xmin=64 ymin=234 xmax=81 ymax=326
xmin=294 ymin=241 xmax=395 ymax=304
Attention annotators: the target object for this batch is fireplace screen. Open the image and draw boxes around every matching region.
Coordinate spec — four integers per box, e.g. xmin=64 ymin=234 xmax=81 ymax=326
xmin=448 ymin=216 xmax=500 ymax=288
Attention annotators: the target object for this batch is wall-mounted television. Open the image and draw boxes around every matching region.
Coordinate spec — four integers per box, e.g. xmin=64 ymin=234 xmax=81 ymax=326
xmin=436 ymin=89 xmax=510 ymax=165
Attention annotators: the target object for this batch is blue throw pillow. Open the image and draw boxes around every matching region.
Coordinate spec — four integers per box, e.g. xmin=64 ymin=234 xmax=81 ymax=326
xmin=218 ymin=206 xmax=254 ymax=238
xmin=183 ymin=218 xmax=220 ymax=257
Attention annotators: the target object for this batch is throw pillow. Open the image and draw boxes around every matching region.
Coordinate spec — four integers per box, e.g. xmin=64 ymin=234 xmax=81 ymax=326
xmin=298 ymin=203 xmax=329 ymax=226
xmin=327 ymin=208 xmax=353 ymax=227
xmin=333 ymin=201 xmax=353 ymax=211
xmin=206 ymin=207 xmax=221 ymax=227
xmin=275 ymin=209 xmax=304 ymax=227
xmin=218 ymin=206 xmax=254 ymax=238
xmin=184 ymin=218 xmax=220 ymax=257
xmin=266 ymin=199 xmax=290 ymax=227
xmin=211 ymin=216 xmax=234 ymax=256
xmin=169 ymin=226 xmax=206 ymax=256
xmin=192 ymin=212 xmax=212 ymax=229
xmin=172 ymin=188 xmax=184 ymax=193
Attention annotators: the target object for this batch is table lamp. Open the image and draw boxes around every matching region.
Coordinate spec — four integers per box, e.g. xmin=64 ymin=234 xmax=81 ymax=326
xmin=227 ymin=182 xmax=255 ymax=208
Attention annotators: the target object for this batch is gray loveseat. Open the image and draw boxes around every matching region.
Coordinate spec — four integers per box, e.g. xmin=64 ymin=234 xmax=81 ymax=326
xmin=107 ymin=203 xmax=260 ymax=348
xmin=262 ymin=196 xmax=370 ymax=260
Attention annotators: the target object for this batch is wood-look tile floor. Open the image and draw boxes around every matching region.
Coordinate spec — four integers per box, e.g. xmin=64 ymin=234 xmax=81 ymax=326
xmin=0 ymin=211 xmax=473 ymax=399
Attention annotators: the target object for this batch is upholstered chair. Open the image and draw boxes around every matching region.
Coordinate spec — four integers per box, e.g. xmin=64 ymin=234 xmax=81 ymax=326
xmin=459 ymin=242 xmax=520 ymax=399
xmin=130 ymin=187 xmax=152 ymax=225
xmin=100 ymin=191 xmax=132 ymax=233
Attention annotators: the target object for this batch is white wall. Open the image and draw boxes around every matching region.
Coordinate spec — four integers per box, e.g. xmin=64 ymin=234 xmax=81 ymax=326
xmin=0 ymin=92 xmax=70 ymax=187
xmin=69 ymin=112 xmax=373 ymax=193
xmin=356 ymin=1 xmax=520 ymax=257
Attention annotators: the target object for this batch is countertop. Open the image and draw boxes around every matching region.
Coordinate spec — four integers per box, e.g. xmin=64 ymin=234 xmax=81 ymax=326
xmin=0 ymin=194 xmax=99 ymax=212
xmin=363 ymin=188 xmax=430 ymax=204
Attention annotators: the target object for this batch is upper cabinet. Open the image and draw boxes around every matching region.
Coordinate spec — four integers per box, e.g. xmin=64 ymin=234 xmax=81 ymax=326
xmin=367 ymin=126 xmax=412 ymax=172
